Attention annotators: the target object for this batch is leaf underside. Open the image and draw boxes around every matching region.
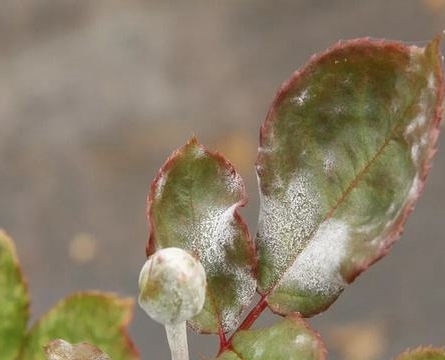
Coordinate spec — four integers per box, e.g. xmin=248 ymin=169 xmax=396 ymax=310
xmin=395 ymin=346 xmax=445 ymax=360
xmin=0 ymin=230 xmax=30 ymax=360
xmin=256 ymin=36 xmax=444 ymax=316
xmin=19 ymin=292 xmax=139 ymax=360
xmin=216 ymin=314 xmax=326 ymax=360
xmin=146 ymin=137 xmax=257 ymax=334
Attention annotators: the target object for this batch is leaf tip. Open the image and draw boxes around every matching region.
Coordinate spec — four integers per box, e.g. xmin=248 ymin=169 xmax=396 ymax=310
xmin=394 ymin=345 xmax=445 ymax=360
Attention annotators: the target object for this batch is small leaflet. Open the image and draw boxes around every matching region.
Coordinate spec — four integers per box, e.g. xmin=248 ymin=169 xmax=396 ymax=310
xmin=216 ymin=314 xmax=326 ymax=360
xmin=147 ymin=138 xmax=257 ymax=334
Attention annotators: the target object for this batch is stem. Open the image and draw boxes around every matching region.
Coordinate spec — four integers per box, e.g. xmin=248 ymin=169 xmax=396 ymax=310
xmin=219 ymin=295 xmax=268 ymax=354
xmin=237 ymin=295 xmax=268 ymax=331
xmin=165 ymin=322 xmax=189 ymax=360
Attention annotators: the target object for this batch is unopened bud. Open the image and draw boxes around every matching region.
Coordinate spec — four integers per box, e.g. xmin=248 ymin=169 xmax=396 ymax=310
xmin=138 ymin=247 xmax=206 ymax=325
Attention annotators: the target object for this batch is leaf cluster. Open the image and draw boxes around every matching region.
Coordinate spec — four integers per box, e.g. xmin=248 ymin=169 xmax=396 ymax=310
xmin=1 ymin=34 xmax=445 ymax=360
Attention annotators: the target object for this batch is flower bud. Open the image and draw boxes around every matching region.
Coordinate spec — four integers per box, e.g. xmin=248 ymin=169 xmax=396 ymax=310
xmin=138 ymin=247 xmax=206 ymax=325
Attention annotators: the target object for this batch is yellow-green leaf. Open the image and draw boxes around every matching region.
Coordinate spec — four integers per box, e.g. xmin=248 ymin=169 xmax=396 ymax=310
xmin=0 ymin=230 xmax=29 ymax=360
xmin=216 ymin=314 xmax=325 ymax=360
xmin=395 ymin=346 xmax=445 ymax=360
xmin=20 ymin=292 xmax=138 ymax=360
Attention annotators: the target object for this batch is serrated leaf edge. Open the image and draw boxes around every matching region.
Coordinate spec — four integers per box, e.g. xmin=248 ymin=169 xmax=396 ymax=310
xmin=285 ymin=313 xmax=327 ymax=360
xmin=0 ymin=229 xmax=31 ymax=358
xmin=257 ymin=35 xmax=444 ymax=311
xmin=22 ymin=291 xmax=139 ymax=359
xmin=224 ymin=313 xmax=326 ymax=360
xmin=394 ymin=345 xmax=445 ymax=359
xmin=146 ymin=137 xmax=257 ymax=335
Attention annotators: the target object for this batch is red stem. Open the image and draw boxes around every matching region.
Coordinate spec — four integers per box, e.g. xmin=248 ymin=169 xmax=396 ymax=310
xmin=237 ymin=295 xmax=268 ymax=331
xmin=219 ymin=295 xmax=268 ymax=354
xmin=218 ymin=326 xmax=227 ymax=349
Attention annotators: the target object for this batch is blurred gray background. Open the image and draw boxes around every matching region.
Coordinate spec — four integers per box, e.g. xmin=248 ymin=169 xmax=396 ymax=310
xmin=0 ymin=1 xmax=444 ymax=359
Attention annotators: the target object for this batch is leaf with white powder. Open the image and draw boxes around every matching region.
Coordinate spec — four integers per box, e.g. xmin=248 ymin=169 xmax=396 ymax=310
xmin=394 ymin=346 xmax=445 ymax=360
xmin=255 ymin=35 xmax=444 ymax=316
xmin=45 ymin=339 xmax=111 ymax=360
xmin=216 ymin=314 xmax=326 ymax=360
xmin=146 ymin=137 xmax=257 ymax=334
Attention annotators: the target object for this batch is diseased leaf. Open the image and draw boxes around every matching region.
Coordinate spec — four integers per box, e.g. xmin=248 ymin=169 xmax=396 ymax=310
xmin=256 ymin=36 xmax=444 ymax=316
xmin=44 ymin=339 xmax=111 ymax=360
xmin=146 ymin=137 xmax=257 ymax=334
xmin=0 ymin=229 xmax=29 ymax=360
xmin=395 ymin=346 xmax=445 ymax=360
xmin=20 ymin=292 xmax=139 ymax=360
xmin=216 ymin=314 xmax=325 ymax=360
xmin=216 ymin=351 xmax=241 ymax=360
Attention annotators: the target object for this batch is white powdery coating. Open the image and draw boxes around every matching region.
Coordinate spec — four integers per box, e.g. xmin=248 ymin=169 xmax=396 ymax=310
xmin=404 ymin=111 xmax=427 ymax=137
xmin=278 ymin=218 xmax=349 ymax=296
xmin=257 ymin=171 xmax=321 ymax=276
xmin=403 ymin=92 xmax=430 ymax=166
xmin=427 ymin=73 xmax=437 ymax=92
xmin=225 ymin=168 xmax=244 ymax=195
xmin=46 ymin=340 xmax=111 ymax=360
xmin=138 ymin=247 xmax=207 ymax=325
xmin=191 ymin=144 xmax=205 ymax=158
xmin=154 ymin=173 xmax=167 ymax=199
xmin=294 ymin=333 xmax=312 ymax=346
xmin=291 ymin=88 xmax=309 ymax=106
xmin=323 ymin=149 xmax=336 ymax=174
xmin=371 ymin=173 xmax=421 ymax=248
xmin=252 ymin=342 xmax=265 ymax=358
xmin=183 ymin=203 xmax=255 ymax=331
xmin=219 ymin=269 xmax=256 ymax=331
xmin=406 ymin=174 xmax=421 ymax=203
xmin=181 ymin=169 xmax=245 ymax=270
xmin=185 ymin=205 xmax=237 ymax=270
xmin=45 ymin=340 xmax=72 ymax=360
xmin=404 ymin=51 xmax=436 ymax=165
xmin=407 ymin=45 xmax=425 ymax=73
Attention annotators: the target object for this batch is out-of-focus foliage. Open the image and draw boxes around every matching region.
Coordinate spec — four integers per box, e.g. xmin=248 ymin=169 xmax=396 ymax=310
xmin=44 ymin=339 xmax=111 ymax=360
xmin=0 ymin=230 xmax=139 ymax=360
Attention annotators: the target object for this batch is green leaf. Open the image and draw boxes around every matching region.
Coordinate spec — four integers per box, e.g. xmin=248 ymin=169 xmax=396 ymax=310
xmin=44 ymin=339 xmax=111 ymax=360
xmin=395 ymin=347 xmax=445 ymax=360
xmin=256 ymin=36 xmax=444 ymax=316
xmin=19 ymin=292 xmax=139 ymax=360
xmin=217 ymin=351 xmax=241 ymax=360
xmin=146 ymin=137 xmax=257 ymax=334
xmin=216 ymin=314 xmax=325 ymax=360
xmin=0 ymin=229 xmax=29 ymax=360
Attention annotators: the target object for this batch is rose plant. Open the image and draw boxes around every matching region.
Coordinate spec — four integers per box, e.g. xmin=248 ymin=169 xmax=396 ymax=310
xmin=1 ymin=34 xmax=444 ymax=360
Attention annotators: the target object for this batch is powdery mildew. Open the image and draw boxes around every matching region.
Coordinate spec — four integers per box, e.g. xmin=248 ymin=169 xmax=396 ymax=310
xmin=225 ymin=169 xmax=244 ymax=195
xmin=182 ymin=203 xmax=255 ymax=331
xmin=276 ymin=218 xmax=349 ymax=296
xmin=293 ymin=333 xmax=312 ymax=346
xmin=370 ymin=173 xmax=420 ymax=249
xmin=257 ymin=171 xmax=321 ymax=280
xmin=404 ymin=49 xmax=437 ymax=166
xmin=323 ymin=149 xmax=337 ymax=174
xmin=406 ymin=174 xmax=421 ymax=201
xmin=403 ymin=72 xmax=435 ymax=166
xmin=250 ymin=344 xmax=265 ymax=358
xmin=184 ymin=205 xmax=236 ymax=271
xmin=138 ymin=247 xmax=207 ymax=325
xmin=152 ymin=142 xmax=256 ymax=332
xmin=154 ymin=172 xmax=167 ymax=199
xmin=219 ymin=269 xmax=256 ymax=331
xmin=291 ymin=88 xmax=309 ymax=106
